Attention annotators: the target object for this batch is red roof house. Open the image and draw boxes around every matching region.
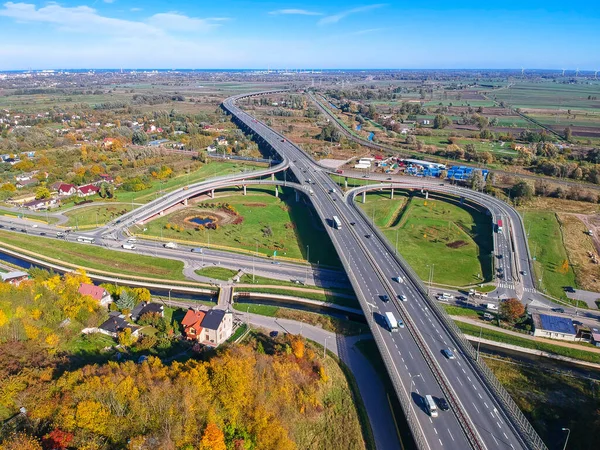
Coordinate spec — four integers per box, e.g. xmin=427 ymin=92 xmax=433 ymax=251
xmin=181 ymin=309 xmax=206 ymax=341
xmin=55 ymin=182 xmax=76 ymax=196
xmin=77 ymin=184 xmax=100 ymax=197
xmin=78 ymin=283 xmax=112 ymax=306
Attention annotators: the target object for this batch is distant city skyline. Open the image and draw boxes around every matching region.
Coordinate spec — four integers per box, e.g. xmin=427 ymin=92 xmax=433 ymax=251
xmin=0 ymin=1 xmax=598 ymax=70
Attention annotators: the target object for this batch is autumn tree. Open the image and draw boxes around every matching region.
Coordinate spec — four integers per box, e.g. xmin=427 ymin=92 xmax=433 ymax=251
xmin=35 ymin=186 xmax=51 ymax=200
xmin=291 ymin=338 xmax=305 ymax=359
xmin=201 ymin=423 xmax=226 ymax=450
xmin=499 ymin=298 xmax=526 ymax=324
xmin=0 ymin=433 xmax=42 ymax=450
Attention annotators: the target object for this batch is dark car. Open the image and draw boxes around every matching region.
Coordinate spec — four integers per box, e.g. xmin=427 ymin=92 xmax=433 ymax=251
xmin=269 ymin=330 xmax=279 ymax=338
xmin=565 ymin=286 xmax=576 ymax=293
xmin=436 ymin=397 xmax=450 ymax=411
xmin=380 ymin=294 xmax=390 ymax=302
xmin=350 ymin=222 xmax=356 ymax=226
xmin=39 ymin=232 xmax=46 ymax=236
xmin=552 ymin=307 xmax=565 ymax=313
xmin=20 ymin=229 xmax=27 ymax=233
xmin=365 ymin=234 xmax=371 ymax=238
xmin=9 ymin=227 xmax=16 ymax=230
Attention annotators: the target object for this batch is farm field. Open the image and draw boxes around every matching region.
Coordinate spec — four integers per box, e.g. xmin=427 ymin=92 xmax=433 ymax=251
xmin=141 ymin=186 xmax=341 ymax=267
xmin=358 ymin=191 xmax=493 ymax=286
xmin=0 ymin=230 xmax=187 ymax=281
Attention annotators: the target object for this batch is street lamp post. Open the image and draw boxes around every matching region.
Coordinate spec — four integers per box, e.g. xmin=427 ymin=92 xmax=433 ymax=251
xmin=561 ymin=428 xmax=570 ymax=450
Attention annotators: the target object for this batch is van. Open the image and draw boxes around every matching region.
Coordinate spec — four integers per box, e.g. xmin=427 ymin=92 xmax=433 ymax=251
xmin=122 ymin=243 xmax=136 ymax=250
xmin=425 ymin=395 xmax=438 ymax=418
xmin=164 ymin=242 xmax=177 ymax=249
xmin=486 ymin=303 xmax=499 ymax=311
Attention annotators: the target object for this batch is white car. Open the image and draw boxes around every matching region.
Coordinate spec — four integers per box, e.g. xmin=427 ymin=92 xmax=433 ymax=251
xmin=399 ymin=294 xmax=408 ymax=302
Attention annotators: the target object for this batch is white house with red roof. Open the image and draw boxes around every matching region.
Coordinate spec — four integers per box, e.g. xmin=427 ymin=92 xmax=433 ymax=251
xmin=78 ymin=282 xmax=112 ymax=306
xmin=77 ymin=184 xmax=100 ymax=197
xmin=53 ymin=182 xmax=76 ymax=196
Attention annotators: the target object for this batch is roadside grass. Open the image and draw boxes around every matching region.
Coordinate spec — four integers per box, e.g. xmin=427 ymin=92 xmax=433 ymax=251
xmin=329 ymin=174 xmax=371 ymax=191
xmin=227 ymin=323 xmax=248 ymax=342
xmin=0 ymin=230 xmax=187 ymax=281
xmin=441 ymin=304 xmax=482 ymax=318
xmin=238 ymin=286 xmax=358 ymax=308
xmin=521 ymin=211 xmax=577 ymax=299
xmin=234 ymin=302 xmax=365 ymax=336
xmin=142 ymin=187 xmax=341 ymax=266
xmin=456 ymin=321 xmax=600 ymax=364
xmin=485 ymin=357 xmax=600 ymax=450
xmin=0 ymin=208 xmax=59 ymax=224
xmin=359 ymin=193 xmax=493 ymax=286
xmin=195 ymin=267 xmax=238 ymax=280
xmin=64 ymin=203 xmax=136 ymax=228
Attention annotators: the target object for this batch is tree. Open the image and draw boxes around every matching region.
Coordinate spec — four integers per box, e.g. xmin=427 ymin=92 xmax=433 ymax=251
xmin=35 ymin=186 xmax=51 ymax=200
xmin=201 ymin=423 xmax=226 ymax=450
xmin=470 ymin=171 xmax=486 ymax=191
xmin=291 ymin=338 xmax=305 ymax=359
xmin=132 ymin=131 xmax=148 ymax=146
xmin=433 ymin=114 xmax=450 ymax=129
xmin=499 ymin=298 xmax=526 ymax=324
xmin=510 ymin=180 xmax=534 ymax=204
xmin=0 ymin=433 xmax=42 ymax=450
xmin=564 ymin=126 xmax=572 ymax=142
xmin=116 ymin=291 xmax=135 ymax=311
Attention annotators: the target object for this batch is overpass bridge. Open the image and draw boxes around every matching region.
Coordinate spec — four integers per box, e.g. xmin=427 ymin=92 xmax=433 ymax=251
xmin=220 ymin=92 xmax=547 ymax=450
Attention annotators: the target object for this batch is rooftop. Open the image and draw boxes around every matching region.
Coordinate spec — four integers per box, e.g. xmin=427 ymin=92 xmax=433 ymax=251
xmin=201 ymin=309 xmax=226 ymax=330
xmin=535 ymin=313 xmax=576 ymax=335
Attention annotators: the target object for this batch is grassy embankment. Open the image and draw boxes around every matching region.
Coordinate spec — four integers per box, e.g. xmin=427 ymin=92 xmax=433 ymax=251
xmin=142 ymin=186 xmax=341 ymax=266
xmin=0 ymin=230 xmax=187 ymax=281
xmin=358 ymin=191 xmax=494 ymax=287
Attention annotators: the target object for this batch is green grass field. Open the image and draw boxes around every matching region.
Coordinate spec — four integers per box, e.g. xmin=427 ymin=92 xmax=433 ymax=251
xmin=0 ymin=230 xmax=187 ymax=281
xmin=63 ymin=203 xmax=136 ymax=228
xmin=142 ymin=187 xmax=341 ymax=266
xmin=0 ymin=208 xmax=59 ymax=225
xmin=521 ymin=211 xmax=576 ymax=299
xmin=415 ymin=135 xmax=517 ymax=156
xmin=359 ymin=191 xmax=493 ymax=286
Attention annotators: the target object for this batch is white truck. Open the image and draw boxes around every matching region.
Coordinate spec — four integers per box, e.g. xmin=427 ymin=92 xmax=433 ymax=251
xmin=122 ymin=243 xmax=136 ymax=250
xmin=164 ymin=242 xmax=178 ymax=249
xmin=384 ymin=312 xmax=399 ymax=332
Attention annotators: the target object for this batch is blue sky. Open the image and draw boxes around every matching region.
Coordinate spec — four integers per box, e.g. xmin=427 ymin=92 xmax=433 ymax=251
xmin=0 ymin=1 xmax=598 ymax=70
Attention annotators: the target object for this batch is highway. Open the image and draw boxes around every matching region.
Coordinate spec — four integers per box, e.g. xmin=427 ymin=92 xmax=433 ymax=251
xmin=220 ymin=92 xmax=546 ymax=449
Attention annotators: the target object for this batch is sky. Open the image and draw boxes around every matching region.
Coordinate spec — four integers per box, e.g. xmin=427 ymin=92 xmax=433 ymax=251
xmin=0 ymin=1 xmax=598 ymax=70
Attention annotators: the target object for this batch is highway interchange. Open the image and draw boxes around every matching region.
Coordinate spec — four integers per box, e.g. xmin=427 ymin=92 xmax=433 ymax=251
xmin=0 ymin=90 xmax=559 ymax=450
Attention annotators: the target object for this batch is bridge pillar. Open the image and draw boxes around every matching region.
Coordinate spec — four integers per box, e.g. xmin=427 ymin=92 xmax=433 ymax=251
xmin=362 ymin=191 xmax=366 ymax=203
xmin=295 ymin=191 xmax=299 ymax=202
xmin=425 ymin=191 xmax=429 ymax=200
xmin=344 ymin=179 xmax=348 ymax=189
xmin=210 ymin=189 xmax=215 ymax=199
xmin=275 ymin=187 xmax=279 ymax=198
xmin=390 ymin=188 xmax=394 ymax=199
xmin=243 ymin=185 xmax=247 ymax=195
xmin=271 ymin=173 xmax=275 ymax=181
xmin=421 ymin=187 xmax=424 ymax=194
xmin=183 ymin=198 xmax=188 ymax=206
xmin=159 ymin=211 xmax=164 ymax=216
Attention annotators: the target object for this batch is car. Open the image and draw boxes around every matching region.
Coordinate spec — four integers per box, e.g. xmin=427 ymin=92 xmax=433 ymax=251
xmin=387 ymin=177 xmax=392 ymax=180
xmin=365 ymin=234 xmax=371 ymax=238
xmin=399 ymin=294 xmax=408 ymax=302
xmin=393 ymin=276 xmax=403 ymax=283
xmin=269 ymin=330 xmax=279 ymax=338
xmin=271 ymin=261 xmax=281 ymax=265
xmin=56 ymin=232 xmax=65 ymax=237
xmin=0 ymin=224 xmax=3 ymax=228
xmin=350 ymin=222 xmax=356 ymax=226
xmin=565 ymin=286 xmax=576 ymax=293
xmin=9 ymin=227 xmax=16 ymax=230
xmin=39 ymin=232 xmax=46 ymax=236
xmin=191 ymin=248 xmax=204 ymax=253
xmin=31 ymin=224 xmax=38 ymax=228
xmin=520 ymin=270 xmax=527 ymax=276
xmin=281 ymin=139 xmax=285 ymax=142
xmin=497 ymin=254 xmax=503 ymax=259
xmin=436 ymin=397 xmax=450 ymax=411
xmin=483 ymin=312 xmax=494 ymax=320
xmin=380 ymin=294 xmax=389 ymax=302
xmin=552 ymin=307 xmax=565 ymax=313
xmin=20 ymin=229 xmax=27 ymax=233
xmin=397 ymin=319 xmax=405 ymax=328
xmin=498 ymin=267 xmax=503 ymax=272
xmin=442 ymin=348 xmax=456 ymax=360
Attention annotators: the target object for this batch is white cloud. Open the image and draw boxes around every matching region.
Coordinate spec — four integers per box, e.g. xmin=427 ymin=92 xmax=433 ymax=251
xmin=0 ymin=2 xmax=226 ymax=36
xmin=319 ymin=4 xmax=385 ymax=25
xmin=130 ymin=7 xmax=142 ymax=12
xmin=269 ymin=9 xmax=322 ymax=16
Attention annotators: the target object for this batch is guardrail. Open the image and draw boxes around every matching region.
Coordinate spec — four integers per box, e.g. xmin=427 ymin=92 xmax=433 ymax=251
xmin=349 ymin=187 xmax=548 ymax=450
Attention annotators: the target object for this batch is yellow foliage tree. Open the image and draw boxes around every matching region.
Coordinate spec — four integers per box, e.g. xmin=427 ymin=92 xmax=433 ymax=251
xmin=0 ymin=433 xmax=42 ymax=450
xmin=291 ymin=338 xmax=305 ymax=359
xmin=75 ymin=400 xmax=110 ymax=435
xmin=0 ymin=310 xmax=8 ymax=328
xmin=45 ymin=333 xmax=60 ymax=349
xmin=200 ymin=423 xmax=226 ymax=450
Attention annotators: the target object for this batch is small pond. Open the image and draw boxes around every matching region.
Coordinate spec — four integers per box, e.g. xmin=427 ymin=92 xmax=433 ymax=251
xmin=189 ymin=217 xmax=215 ymax=226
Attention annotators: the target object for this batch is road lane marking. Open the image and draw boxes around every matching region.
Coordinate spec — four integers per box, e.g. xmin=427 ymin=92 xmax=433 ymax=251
xmin=448 ymin=430 xmax=455 ymax=441
xmin=472 ymin=402 xmax=480 ymax=414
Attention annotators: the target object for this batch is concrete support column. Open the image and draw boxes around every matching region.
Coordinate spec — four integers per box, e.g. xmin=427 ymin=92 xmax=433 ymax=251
xmin=159 ymin=211 xmax=164 ymax=216
xmin=210 ymin=189 xmax=214 ymax=199
xmin=271 ymin=173 xmax=275 ymax=181
xmin=183 ymin=198 xmax=188 ymax=206
xmin=243 ymin=185 xmax=247 ymax=195
xmin=275 ymin=187 xmax=279 ymax=198
xmin=425 ymin=191 xmax=429 ymax=200
xmin=390 ymin=188 xmax=394 ymax=199
xmin=362 ymin=191 xmax=366 ymax=203
xmin=295 ymin=191 xmax=299 ymax=202
xmin=344 ymin=179 xmax=348 ymax=189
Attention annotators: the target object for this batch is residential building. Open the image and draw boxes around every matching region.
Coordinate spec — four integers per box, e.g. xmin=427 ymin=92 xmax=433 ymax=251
xmin=77 ymin=184 xmax=99 ymax=197
xmin=1 ymin=271 xmax=29 ymax=286
xmin=130 ymin=301 xmax=165 ymax=322
xmin=23 ymin=197 xmax=59 ymax=211
xmin=98 ymin=313 xmax=140 ymax=338
xmin=16 ymin=178 xmax=38 ymax=189
xmin=53 ymin=182 xmax=76 ymax=196
xmin=532 ymin=313 xmax=577 ymax=341
xmin=78 ymin=282 xmax=112 ymax=306
xmin=199 ymin=309 xmax=233 ymax=346
xmin=181 ymin=308 xmax=206 ymax=341
xmin=592 ymin=328 xmax=600 ymax=347
xmin=216 ymin=136 xmax=228 ymax=146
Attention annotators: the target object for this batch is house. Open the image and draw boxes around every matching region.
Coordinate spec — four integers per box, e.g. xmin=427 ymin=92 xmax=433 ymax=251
xmin=181 ymin=308 xmax=206 ymax=341
xmin=532 ymin=313 xmax=577 ymax=341
xmin=216 ymin=136 xmax=228 ymax=146
xmin=130 ymin=301 xmax=164 ymax=322
xmin=198 ymin=309 xmax=233 ymax=346
xmin=98 ymin=174 xmax=114 ymax=184
xmin=102 ymin=137 xmax=116 ymax=149
xmin=98 ymin=313 xmax=140 ymax=338
xmin=78 ymin=282 xmax=112 ymax=306
xmin=53 ymin=182 xmax=76 ymax=196
xmin=206 ymin=145 xmax=217 ymax=153
xmin=15 ymin=178 xmax=38 ymax=189
xmin=1 ymin=270 xmax=29 ymax=286
xmin=23 ymin=197 xmax=59 ymax=211
xmin=591 ymin=328 xmax=600 ymax=347
xmin=77 ymin=184 xmax=99 ymax=197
